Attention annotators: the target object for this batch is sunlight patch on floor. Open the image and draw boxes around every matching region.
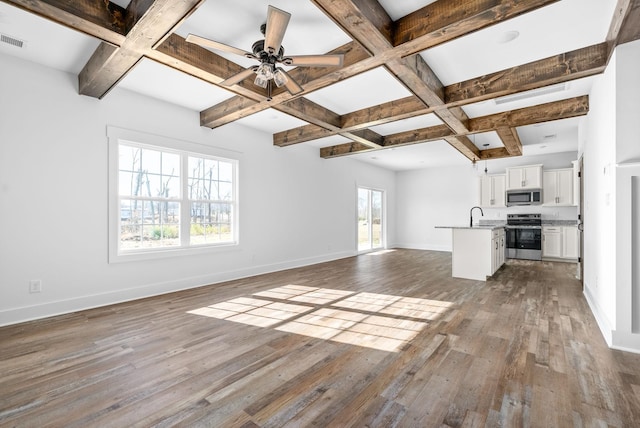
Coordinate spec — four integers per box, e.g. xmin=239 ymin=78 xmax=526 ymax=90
xmin=188 ymin=284 xmax=453 ymax=352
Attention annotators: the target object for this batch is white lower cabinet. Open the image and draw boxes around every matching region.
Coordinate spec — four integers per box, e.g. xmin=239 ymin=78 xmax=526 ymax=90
xmin=451 ymin=227 xmax=505 ymax=281
xmin=542 ymin=225 xmax=579 ymax=260
xmin=562 ymin=226 xmax=580 ymax=259
xmin=491 ymin=228 xmax=506 ymax=275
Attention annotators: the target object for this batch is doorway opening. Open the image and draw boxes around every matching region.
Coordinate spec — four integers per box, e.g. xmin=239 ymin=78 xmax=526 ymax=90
xmin=358 ymin=187 xmax=384 ymax=253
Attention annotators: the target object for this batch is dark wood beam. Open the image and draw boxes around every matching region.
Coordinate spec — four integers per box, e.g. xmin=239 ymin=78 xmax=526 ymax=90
xmin=393 ymin=0 xmax=561 ymax=56
xmin=615 ymin=0 xmax=640 ymax=45
xmin=341 ymin=96 xmax=430 ymax=131
xmin=200 ymin=97 xmax=262 ymax=128
xmin=320 ymin=143 xmax=375 ymax=158
xmin=320 ymin=124 xmax=453 ymax=159
xmin=276 ymin=98 xmax=341 ymax=128
xmin=480 ymin=148 xmax=514 ymax=160
xmin=79 ymin=0 xmax=206 ymax=98
xmin=274 ymin=125 xmax=334 ymax=147
xmin=444 ymin=136 xmax=481 ymax=161
xmin=446 ymin=43 xmax=609 ymax=106
xmin=383 ymin=124 xmax=452 ymax=148
xmin=2 ymin=0 xmax=127 ymax=45
xmin=348 ymin=129 xmax=385 ymax=148
xmin=469 ymin=96 xmax=589 ymax=132
xmin=311 ymin=0 xmax=393 ymax=55
xmin=495 ymin=128 xmax=523 ymax=156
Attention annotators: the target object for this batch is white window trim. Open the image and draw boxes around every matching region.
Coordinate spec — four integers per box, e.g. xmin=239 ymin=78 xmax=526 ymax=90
xmin=107 ymin=126 xmax=242 ymax=263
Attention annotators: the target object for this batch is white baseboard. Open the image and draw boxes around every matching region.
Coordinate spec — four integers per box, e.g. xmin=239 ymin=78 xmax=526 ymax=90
xmin=583 ymin=283 xmax=613 ymax=347
xmin=392 ymin=243 xmax=451 ymax=252
xmin=0 ymin=250 xmax=355 ymax=327
xmin=611 ymin=331 xmax=640 ymax=355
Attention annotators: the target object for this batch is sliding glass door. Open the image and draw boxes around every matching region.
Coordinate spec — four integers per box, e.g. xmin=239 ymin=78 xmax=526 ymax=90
xmin=358 ymin=187 xmax=384 ymax=252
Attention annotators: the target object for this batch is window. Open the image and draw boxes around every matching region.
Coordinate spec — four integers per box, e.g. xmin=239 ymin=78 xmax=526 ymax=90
xmin=358 ymin=187 xmax=384 ymax=252
xmin=108 ymin=127 xmax=239 ymax=262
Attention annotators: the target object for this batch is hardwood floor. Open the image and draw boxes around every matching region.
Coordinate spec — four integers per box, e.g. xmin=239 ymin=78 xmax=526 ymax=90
xmin=1 ymin=249 xmax=639 ymax=427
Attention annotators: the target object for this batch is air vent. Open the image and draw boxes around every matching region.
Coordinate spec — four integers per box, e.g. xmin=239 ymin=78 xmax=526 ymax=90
xmin=494 ymin=83 xmax=568 ymax=105
xmin=1 ymin=33 xmax=25 ymax=48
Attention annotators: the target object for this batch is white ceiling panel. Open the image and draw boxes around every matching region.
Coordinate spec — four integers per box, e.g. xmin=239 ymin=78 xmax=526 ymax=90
xmin=304 ymin=67 xmax=413 ymax=114
xmin=234 ymin=108 xmax=308 ymax=134
xmin=378 ymin=0 xmax=438 ymax=21
xmin=353 ymin=140 xmax=469 ymax=171
xmin=118 ymin=58 xmax=234 ymax=111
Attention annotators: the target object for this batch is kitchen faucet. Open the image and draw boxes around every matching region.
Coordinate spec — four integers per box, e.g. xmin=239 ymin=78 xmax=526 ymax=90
xmin=470 ymin=206 xmax=484 ymax=227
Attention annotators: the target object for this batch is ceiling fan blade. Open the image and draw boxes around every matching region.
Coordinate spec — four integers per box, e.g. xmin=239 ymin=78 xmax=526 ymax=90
xmin=185 ymin=34 xmax=253 ymax=58
xmin=276 ymin=68 xmax=303 ymax=95
xmin=282 ymin=54 xmax=344 ymax=67
xmin=220 ymin=67 xmax=258 ymax=87
xmin=264 ymin=5 xmax=291 ymax=55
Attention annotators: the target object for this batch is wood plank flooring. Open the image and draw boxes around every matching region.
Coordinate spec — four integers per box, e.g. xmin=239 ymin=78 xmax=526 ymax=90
xmin=1 ymin=249 xmax=640 ymax=427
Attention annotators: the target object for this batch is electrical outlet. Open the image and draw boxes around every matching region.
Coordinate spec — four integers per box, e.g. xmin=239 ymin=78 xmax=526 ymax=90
xmin=29 ymin=280 xmax=42 ymax=293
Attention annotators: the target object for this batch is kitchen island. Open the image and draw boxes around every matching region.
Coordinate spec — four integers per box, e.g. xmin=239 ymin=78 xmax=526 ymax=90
xmin=436 ymin=225 xmax=505 ymax=281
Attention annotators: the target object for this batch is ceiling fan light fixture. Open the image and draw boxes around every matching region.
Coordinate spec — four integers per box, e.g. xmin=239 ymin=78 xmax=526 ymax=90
xmin=254 ymin=72 xmax=269 ymax=89
xmin=273 ymin=68 xmax=288 ymax=87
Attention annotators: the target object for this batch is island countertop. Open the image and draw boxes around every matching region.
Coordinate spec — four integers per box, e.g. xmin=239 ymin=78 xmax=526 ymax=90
xmin=435 ymin=225 xmax=505 ymax=230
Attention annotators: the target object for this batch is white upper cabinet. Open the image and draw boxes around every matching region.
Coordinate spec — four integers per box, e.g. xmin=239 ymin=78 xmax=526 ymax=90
xmin=543 ymin=169 xmax=574 ymax=206
xmin=479 ymin=174 xmax=506 ymax=208
xmin=506 ymin=165 xmax=542 ymax=190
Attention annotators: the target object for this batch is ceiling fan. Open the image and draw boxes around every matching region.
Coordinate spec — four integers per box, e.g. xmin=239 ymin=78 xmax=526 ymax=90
xmin=185 ymin=5 xmax=344 ymax=100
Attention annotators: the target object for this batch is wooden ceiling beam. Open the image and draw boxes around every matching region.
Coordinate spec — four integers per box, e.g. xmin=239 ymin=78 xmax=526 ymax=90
xmin=320 ymin=143 xmax=375 ymax=158
xmin=274 ymin=125 xmax=334 ymax=147
xmin=392 ymin=0 xmax=561 ymax=57
xmin=614 ymin=0 xmax=640 ymax=45
xmin=495 ymin=128 xmax=523 ymax=156
xmin=469 ymin=96 xmax=590 ymax=132
xmin=310 ymin=0 xmax=393 ymax=54
xmin=480 ymin=148 xmax=514 ymax=160
xmin=340 ymin=96 xmax=430 ymax=131
xmin=446 ymin=43 xmax=610 ymax=106
xmin=320 ymin=124 xmax=453 ymax=159
xmin=383 ymin=124 xmax=453 ymax=148
xmin=79 ymin=0 xmax=206 ymax=98
xmin=3 ymin=0 xmax=127 ymax=45
xmin=445 ymin=136 xmax=481 ymax=161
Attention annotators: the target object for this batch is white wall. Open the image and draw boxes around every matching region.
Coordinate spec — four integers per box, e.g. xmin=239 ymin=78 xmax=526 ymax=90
xmin=395 ymin=152 xmax=578 ymax=251
xmin=581 ymin=38 xmax=640 ymax=352
xmin=581 ymin=49 xmax=617 ymax=343
xmin=0 ymin=54 xmax=396 ymax=326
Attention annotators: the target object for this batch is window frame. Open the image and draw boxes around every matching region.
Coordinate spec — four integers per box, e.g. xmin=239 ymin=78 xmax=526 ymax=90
xmin=107 ymin=126 xmax=240 ymax=263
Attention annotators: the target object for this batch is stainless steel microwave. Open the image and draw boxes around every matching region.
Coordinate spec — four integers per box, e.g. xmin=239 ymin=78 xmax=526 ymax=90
xmin=506 ymin=189 xmax=542 ymax=206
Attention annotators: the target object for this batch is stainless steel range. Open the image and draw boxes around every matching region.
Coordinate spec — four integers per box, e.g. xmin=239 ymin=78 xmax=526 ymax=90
xmin=505 ymin=213 xmax=542 ymax=260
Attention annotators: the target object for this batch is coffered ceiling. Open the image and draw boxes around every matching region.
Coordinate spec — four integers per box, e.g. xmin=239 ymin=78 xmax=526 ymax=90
xmin=1 ymin=0 xmax=638 ymax=170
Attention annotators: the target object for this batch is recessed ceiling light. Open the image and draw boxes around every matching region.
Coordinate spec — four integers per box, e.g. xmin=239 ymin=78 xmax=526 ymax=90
xmin=540 ymin=145 xmax=547 ymax=149
xmin=371 ymin=156 xmax=378 ymax=160
xmin=497 ymin=30 xmax=520 ymax=44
